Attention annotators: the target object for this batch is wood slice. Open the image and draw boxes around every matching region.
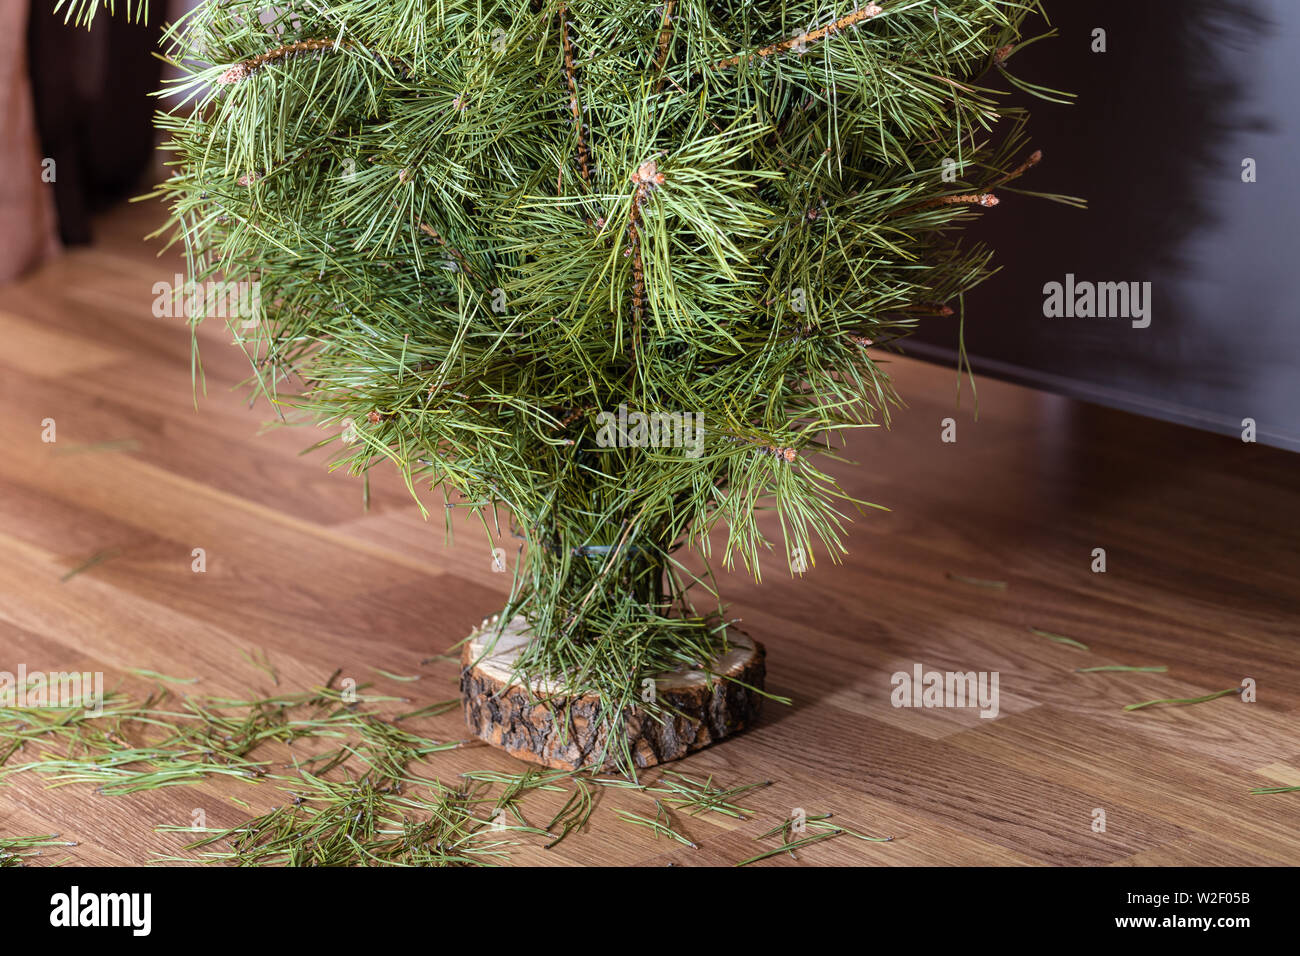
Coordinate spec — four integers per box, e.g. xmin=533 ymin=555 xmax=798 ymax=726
xmin=460 ymin=616 xmax=766 ymax=770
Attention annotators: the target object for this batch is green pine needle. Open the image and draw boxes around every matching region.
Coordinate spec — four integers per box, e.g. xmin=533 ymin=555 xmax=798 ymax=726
xmin=1124 ymin=688 xmax=1241 ymax=711
xmin=736 ymin=830 xmax=840 ymax=867
xmin=647 ymin=771 xmax=771 ymax=820
xmin=126 ymin=668 xmax=200 ymax=685
xmin=946 ymin=573 xmax=1009 ymax=590
xmin=370 ymin=668 xmax=421 ymax=682
xmin=743 ymin=811 xmax=891 ymax=865
xmin=239 ymin=648 xmax=279 ymax=686
xmin=4 ymin=665 xmax=782 ymax=866
xmin=1028 ymin=627 xmax=1089 ymax=651
xmin=614 ymin=804 xmax=698 ymax=849
xmin=60 ymin=548 xmax=121 ymax=582
xmin=0 ymin=834 xmax=79 ymax=867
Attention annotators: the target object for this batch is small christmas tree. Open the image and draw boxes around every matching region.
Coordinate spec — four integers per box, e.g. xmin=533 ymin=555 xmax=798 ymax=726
xmin=64 ymin=0 xmax=1065 ymax=769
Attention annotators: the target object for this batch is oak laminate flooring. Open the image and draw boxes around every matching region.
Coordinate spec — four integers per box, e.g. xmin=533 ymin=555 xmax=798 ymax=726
xmin=0 ymin=201 xmax=1296 ymax=866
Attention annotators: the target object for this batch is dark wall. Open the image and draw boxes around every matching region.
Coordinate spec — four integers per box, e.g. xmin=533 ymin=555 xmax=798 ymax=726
xmin=908 ymin=0 xmax=1298 ymax=451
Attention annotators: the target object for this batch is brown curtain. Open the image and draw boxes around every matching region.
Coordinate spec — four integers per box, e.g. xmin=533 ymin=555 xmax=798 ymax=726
xmin=24 ymin=0 xmax=163 ymax=246
xmin=0 ymin=2 xmax=58 ymax=282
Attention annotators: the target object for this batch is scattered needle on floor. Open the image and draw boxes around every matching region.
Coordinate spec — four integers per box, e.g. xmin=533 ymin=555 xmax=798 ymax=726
xmin=739 ymin=813 xmax=892 ymax=866
xmin=1076 ymin=665 xmax=1167 ymax=673
xmin=1028 ymin=627 xmax=1089 ymax=651
xmin=60 ymin=549 xmax=121 ymax=582
xmin=614 ymin=806 xmax=698 ymax=849
xmin=736 ymin=831 xmax=839 ymax=866
xmin=125 ymin=668 xmax=199 ymax=685
xmin=239 ymin=648 xmax=279 ymax=686
xmin=945 ymin=572 xmax=1008 ymax=589
xmin=370 ymin=668 xmax=421 ymax=682
xmin=394 ymin=699 xmax=459 ymax=721
xmin=53 ymin=439 xmax=140 ymax=456
xmin=1124 ymin=687 xmax=1240 ymax=711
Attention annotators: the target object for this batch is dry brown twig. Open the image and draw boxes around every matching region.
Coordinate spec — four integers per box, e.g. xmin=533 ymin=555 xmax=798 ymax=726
xmin=559 ymin=3 xmax=592 ymax=188
xmin=217 ymin=38 xmax=343 ymax=85
xmin=715 ymin=4 xmax=884 ymax=70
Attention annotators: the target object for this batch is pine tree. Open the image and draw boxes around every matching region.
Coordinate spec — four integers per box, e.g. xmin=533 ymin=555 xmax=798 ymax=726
xmin=61 ymin=0 xmax=1072 ymax=768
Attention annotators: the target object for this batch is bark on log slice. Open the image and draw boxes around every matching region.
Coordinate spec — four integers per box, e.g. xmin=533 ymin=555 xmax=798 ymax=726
xmin=460 ymin=616 xmax=766 ymax=770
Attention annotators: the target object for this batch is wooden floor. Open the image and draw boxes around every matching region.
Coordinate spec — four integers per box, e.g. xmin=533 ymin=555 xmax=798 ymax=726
xmin=1 ymin=201 xmax=1297 ymax=867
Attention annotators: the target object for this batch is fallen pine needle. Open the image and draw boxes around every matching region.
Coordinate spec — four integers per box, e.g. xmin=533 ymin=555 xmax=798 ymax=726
xmin=745 ymin=812 xmax=892 ymax=865
xmin=239 ymin=648 xmax=279 ymax=686
xmin=945 ymin=572 xmax=1007 ymax=590
xmin=755 ymin=812 xmax=834 ymax=841
xmin=53 ymin=439 xmax=140 ymax=455
xmin=1124 ymin=688 xmax=1240 ymax=711
xmin=394 ymin=699 xmax=459 ymax=721
xmin=60 ymin=549 xmax=121 ymax=582
xmin=544 ymin=777 xmax=594 ymax=849
xmin=371 ymin=668 xmax=421 ymax=682
xmin=736 ymin=830 xmax=840 ymax=866
xmin=0 ymin=834 xmax=78 ymax=867
xmin=1077 ymin=665 xmax=1166 ymax=673
xmin=614 ymin=806 xmax=697 ymax=848
xmin=648 ymin=771 xmax=770 ymax=820
xmin=1028 ymin=626 xmax=1089 ymax=651
xmin=1250 ymin=785 xmax=1300 ymax=794
xmin=807 ymin=817 xmax=893 ymax=842
xmin=126 ymin=668 xmax=199 ymax=685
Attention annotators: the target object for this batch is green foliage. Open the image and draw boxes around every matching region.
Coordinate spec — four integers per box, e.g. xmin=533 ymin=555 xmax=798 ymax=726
xmin=132 ymin=2 xmax=1070 ymax=759
xmin=54 ymin=0 xmax=149 ymax=28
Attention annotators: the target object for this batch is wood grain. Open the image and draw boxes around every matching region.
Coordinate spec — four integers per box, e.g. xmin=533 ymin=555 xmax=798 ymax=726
xmin=461 ymin=618 xmax=765 ymax=769
xmin=0 ymin=200 xmax=1296 ymax=866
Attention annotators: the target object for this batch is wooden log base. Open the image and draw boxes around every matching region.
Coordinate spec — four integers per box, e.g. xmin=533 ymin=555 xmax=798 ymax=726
xmin=460 ymin=615 xmax=766 ymax=770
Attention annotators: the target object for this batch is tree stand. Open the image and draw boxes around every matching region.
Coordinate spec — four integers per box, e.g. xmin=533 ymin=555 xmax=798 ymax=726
xmin=460 ymin=616 xmax=766 ymax=770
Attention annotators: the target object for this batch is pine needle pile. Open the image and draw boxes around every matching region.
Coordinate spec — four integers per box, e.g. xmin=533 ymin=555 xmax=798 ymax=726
xmin=1 ymin=677 xmax=808 ymax=865
xmin=2 ymin=677 xmax=539 ymax=865
xmin=0 ymin=834 xmax=78 ymax=867
xmin=60 ymin=1 xmax=1071 ymax=759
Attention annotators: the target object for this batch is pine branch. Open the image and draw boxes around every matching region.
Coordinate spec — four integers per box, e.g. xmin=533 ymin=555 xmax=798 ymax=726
xmin=415 ymin=220 xmax=477 ymax=279
xmin=653 ymin=2 xmax=677 ymax=92
xmin=715 ymin=4 xmax=884 ymax=70
xmin=625 ymin=158 xmax=665 ymax=358
xmin=987 ymin=148 xmax=1044 ymax=189
xmin=217 ymin=39 xmax=345 ymax=86
xmin=559 ymin=3 xmax=592 ymax=189
xmin=923 ymin=193 xmax=999 ymax=208
xmin=891 ymin=192 xmax=999 ymax=219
